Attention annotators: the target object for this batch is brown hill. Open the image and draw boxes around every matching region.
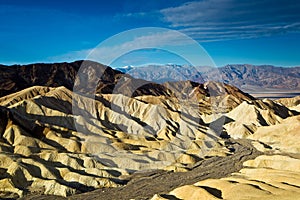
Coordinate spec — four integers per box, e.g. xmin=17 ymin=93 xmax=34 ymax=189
xmin=0 ymin=61 xmax=80 ymax=97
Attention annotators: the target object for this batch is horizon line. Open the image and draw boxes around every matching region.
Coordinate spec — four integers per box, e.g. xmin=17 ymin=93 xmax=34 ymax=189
xmin=0 ymin=59 xmax=299 ymax=68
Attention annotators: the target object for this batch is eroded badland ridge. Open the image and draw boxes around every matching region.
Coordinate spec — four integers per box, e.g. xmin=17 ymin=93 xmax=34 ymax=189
xmin=0 ymin=61 xmax=298 ymax=199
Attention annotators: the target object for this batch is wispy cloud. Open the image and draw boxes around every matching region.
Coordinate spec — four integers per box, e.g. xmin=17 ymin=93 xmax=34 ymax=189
xmin=160 ymin=0 xmax=300 ymax=42
xmin=48 ymin=29 xmax=197 ymax=65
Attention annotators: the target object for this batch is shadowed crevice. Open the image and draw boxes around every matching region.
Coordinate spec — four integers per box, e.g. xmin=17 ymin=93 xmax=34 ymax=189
xmin=199 ymin=186 xmax=223 ymax=199
xmin=160 ymin=194 xmax=182 ymax=200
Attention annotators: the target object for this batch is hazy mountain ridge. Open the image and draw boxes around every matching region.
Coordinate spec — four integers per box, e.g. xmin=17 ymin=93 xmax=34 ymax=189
xmin=220 ymin=64 xmax=300 ymax=91
xmin=116 ymin=64 xmax=300 ymax=91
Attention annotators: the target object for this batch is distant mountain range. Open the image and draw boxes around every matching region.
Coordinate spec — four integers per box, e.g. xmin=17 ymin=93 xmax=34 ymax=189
xmin=1 ymin=61 xmax=299 ymax=99
xmin=116 ymin=64 xmax=300 ymax=92
xmin=0 ymin=61 xmax=253 ymax=109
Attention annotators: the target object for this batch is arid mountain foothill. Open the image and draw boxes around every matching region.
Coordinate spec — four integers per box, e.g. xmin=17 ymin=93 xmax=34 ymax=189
xmin=0 ymin=61 xmax=298 ymax=199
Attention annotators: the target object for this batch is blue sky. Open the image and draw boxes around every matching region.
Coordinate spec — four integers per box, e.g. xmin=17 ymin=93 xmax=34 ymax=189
xmin=1 ymin=0 xmax=300 ymax=67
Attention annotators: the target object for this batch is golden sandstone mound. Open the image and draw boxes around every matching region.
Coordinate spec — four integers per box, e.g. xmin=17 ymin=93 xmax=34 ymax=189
xmin=249 ymin=115 xmax=300 ymax=153
xmin=276 ymin=96 xmax=300 ymax=112
xmin=220 ymin=98 xmax=295 ymax=139
xmin=0 ymin=85 xmax=233 ymax=198
xmin=151 ymin=101 xmax=300 ymax=200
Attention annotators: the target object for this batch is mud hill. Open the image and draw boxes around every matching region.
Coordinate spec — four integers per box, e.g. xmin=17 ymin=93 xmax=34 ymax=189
xmin=0 ymin=61 xmax=298 ymax=199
